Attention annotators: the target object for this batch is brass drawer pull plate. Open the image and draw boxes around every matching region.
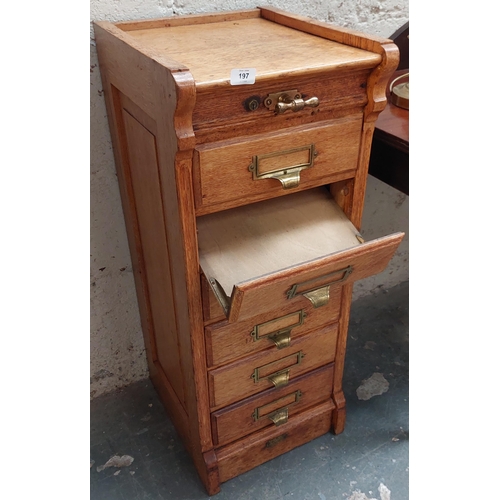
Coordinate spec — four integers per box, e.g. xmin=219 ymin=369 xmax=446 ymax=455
xmin=250 ymin=309 xmax=306 ymax=350
xmin=252 ymin=389 xmax=302 ymax=427
xmin=248 ymin=144 xmax=317 ymax=190
xmin=251 ymin=351 xmax=305 ymax=388
xmin=265 ymin=433 xmax=288 ymax=448
xmin=287 ymin=266 xmax=353 ymax=308
xmin=264 ymin=89 xmax=320 ymax=114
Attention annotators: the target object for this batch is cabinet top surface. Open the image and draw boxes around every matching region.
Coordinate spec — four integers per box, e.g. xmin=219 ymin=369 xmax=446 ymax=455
xmin=124 ymin=17 xmax=381 ymax=86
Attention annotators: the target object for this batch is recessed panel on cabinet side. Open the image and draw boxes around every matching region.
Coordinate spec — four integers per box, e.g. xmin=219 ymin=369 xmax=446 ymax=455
xmin=122 ymin=109 xmax=187 ymax=409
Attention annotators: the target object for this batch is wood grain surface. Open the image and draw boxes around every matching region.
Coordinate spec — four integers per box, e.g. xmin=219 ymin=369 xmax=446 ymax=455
xmin=211 ymin=364 xmax=334 ymax=446
xmin=197 ymin=187 xmax=363 ymax=297
xmin=125 ymin=17 xmax=381 ymax=89
xmin=205 ymin=289 xmax=341 ymax=367
xmin=193 ymin=117 xmax=362 ymax=214
xmin=94 ymin=8 xmax=403 ymax=494
xmin=208 ymin=324 xmax=338 ymax=409
xmin=216 ymin=399 xmax=334 ymax=482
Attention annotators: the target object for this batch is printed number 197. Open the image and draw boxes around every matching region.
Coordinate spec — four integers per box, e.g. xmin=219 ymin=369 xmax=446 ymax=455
xmin=230 ymin=68 xmax=256 ymax=85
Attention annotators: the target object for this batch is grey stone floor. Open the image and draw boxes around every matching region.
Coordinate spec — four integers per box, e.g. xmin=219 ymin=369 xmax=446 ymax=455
xmin=90 ymin=281 xmax=408 ymax=500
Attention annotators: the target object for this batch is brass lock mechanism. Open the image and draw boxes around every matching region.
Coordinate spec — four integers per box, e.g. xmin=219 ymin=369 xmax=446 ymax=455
xmin=264 ymin=90 xmax=319 ymax=114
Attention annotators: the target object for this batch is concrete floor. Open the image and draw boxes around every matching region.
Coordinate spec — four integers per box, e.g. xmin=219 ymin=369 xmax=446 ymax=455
xmin=90 ymin=281 xmax=409 ymax=500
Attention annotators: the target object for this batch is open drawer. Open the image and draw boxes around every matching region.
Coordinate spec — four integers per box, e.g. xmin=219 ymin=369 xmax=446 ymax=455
xmin=197 ymin=187 xmax=404 ymax=323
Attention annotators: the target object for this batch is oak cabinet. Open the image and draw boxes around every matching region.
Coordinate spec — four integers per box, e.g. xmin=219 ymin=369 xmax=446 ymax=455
xmin=94 ymin=7 xmax=403 ymax=495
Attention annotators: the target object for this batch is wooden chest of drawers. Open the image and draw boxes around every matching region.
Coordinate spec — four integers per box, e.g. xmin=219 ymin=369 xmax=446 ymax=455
xmin=94 ymin=7 xmax=403 ymax=495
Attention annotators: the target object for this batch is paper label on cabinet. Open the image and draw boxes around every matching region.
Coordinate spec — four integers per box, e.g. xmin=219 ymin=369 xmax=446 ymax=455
xmin=230 ymin=68 xmax=256 ymax=85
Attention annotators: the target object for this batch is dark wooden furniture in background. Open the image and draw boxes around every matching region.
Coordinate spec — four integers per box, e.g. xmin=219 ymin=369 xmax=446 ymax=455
xmin=94 ymin=8 xmax=404 ymax=495
xmin=368 ymin=22 xmax=409 ymax=195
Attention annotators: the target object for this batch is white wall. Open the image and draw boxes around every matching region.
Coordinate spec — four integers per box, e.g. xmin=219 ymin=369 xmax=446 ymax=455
xmin=90 ymin=0 xmax=409 ymax=398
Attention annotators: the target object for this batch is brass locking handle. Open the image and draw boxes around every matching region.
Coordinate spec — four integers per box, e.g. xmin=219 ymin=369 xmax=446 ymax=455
xmin=276 ymin=96 xmax=319 ymax=114
xmin=264 ymin=89 xmax=320 ymax=115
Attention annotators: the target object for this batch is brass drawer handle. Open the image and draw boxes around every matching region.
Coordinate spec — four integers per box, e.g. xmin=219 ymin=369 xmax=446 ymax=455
xmin=268 ymin=369 xmax=290 ymax=388
xmin=250 ymin=310 xmax=306 ymax=350
xmin=251 ymin=351 xmax=305 ymax=386
xmin=264 ymin=89 xmax=320 ymax=115
xmin=248 ymin=144 xmax=317 ymax=190
xmin=286 ymin=266 xmax=353 ymax=308
xmin=276 ymin=96 xmax=319 ymax=114
xmin=269 ymin=331 xmax=291 ymax=350
xmin=303 ymin=287 xmax=330 ymax=308
xmin=268 ymin=408 xmax=289 ymax=426
xmin=252 ymin=389 xmax=302 ymax=426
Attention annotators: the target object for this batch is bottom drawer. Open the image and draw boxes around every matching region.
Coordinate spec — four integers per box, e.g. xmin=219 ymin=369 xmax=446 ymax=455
xmin=216 ymin=399 xmax=334 ymax=483
xmin=211 ymin=363 xmax=334 ymax=447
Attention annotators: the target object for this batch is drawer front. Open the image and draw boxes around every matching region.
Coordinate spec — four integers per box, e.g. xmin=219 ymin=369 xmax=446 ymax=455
xmin=192 ymin=70 xmax=372 ymax=142
xmin=208 ymin=323 xmax=337 ymax=409
xmin=205 ymin=288 xmax=341 ymax=367
xmin=226 ymin=232 xmax=404 ymax=322
xmin=216 ymin=399 xmax=334 ymax=483
xmin=211 ymin=364 xmax=334 ymax=446
xmin=193 ymin=117 xmax=362 ymax=215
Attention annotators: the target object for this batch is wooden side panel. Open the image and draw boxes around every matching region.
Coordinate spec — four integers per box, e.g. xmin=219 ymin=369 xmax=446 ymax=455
xmin=94 ymin=22 xmax=219 ymax=495
xmin=216 ymin=400 xmax=334 ymax=483
xmin=122 ymin=109 xmax=186 ymax=407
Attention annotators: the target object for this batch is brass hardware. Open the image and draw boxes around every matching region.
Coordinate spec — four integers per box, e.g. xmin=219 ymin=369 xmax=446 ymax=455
xmin=268 ymin=369 xmax=290 ymax=388
xmin=248 ymin=144 xmax=316 ymax=190
xmin=264 ymin=90 xmax=320 ymax=114
xmin=251 ymin=351 xmax=305 ymax=385
xmin=250 ymin=310 xmax=306 ymax=349
xmin=264 ymin=90 xmax=300 ymax=109
xmin=286 ymin=266 xmax=354 ymax=307
xmin=270 ymin=331 xmax=292 ymax=349
xmin=390 ymin=72 xmax=409 ymax=110
xmin=248 ymin=100 xmax=259 ymax=111
xmin=244 ymin=95 xmax=261 ymax=112
xmin=268 ymin=408 xmax=289 ymax=426
xmin=303 ymin=287 xmax=330 ymax=308
xmin=356 ymin=234 xmax=365 ymax=244
xmin=277 ymin=96 xmax=319 ymax=114
xmin=265 ymin=433 xmax=288 ymax=448
xmin=208 ymin=278 xmax=230 ymax=315
xmin=252 ymin=390 xmax=302 ymax=424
